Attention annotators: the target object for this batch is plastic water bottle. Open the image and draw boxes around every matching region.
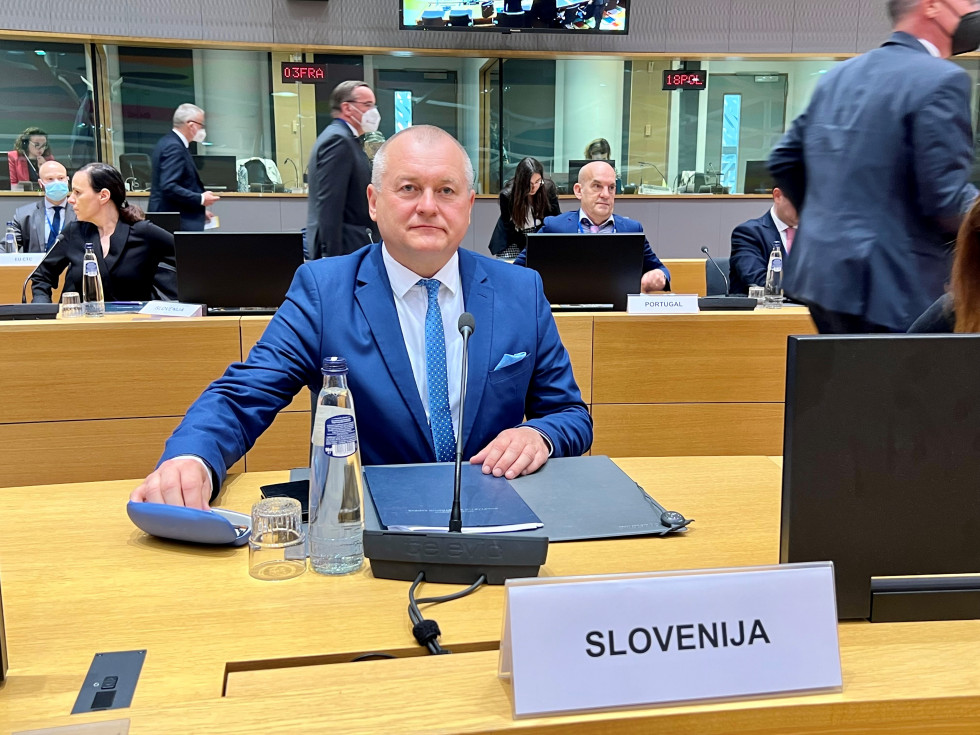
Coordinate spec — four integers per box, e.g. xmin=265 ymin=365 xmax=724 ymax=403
xmin=763 ymin=240 xmax=784 ymax=309
xmin=81 ymin=243 xmax=105 ymax=317
xmin=3 ymin=222 xmax=18 ymax=254
xmin=309 ymin=356 xmax=364 ymax=575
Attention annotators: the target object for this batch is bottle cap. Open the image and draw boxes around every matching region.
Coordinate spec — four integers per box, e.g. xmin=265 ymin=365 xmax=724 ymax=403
xmin=321 ymin=356 xmax=348 ymax=374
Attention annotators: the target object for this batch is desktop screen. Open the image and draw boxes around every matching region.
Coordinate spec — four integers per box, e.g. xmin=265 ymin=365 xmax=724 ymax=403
xmin=400 ymin=0 xmax=630 ymax=33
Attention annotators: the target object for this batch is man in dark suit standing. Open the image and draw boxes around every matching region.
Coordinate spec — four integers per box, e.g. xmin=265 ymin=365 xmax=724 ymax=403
xmin=149 ymin=103 xmax=220 ymax=231
xmin=306 ymin=81 xmax=381 ymax=259
xmin=514 ymin=161 xmax=670 ymax=291
xmin=769 ymin=0 xmax=980 ymax=333
xmin=729 ymin=187 xmax=798 ymax=294
xmin=12 ymin=160 xmax=76 ymax=252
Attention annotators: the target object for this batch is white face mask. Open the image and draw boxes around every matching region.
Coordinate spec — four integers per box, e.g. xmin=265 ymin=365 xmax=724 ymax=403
xmin=359 ymin=107 xmax=381 ymax=134
xmin=193 ymin=127 xmax=207 ymax=144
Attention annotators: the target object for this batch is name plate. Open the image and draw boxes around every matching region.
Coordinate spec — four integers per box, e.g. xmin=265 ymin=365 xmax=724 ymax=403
xmin=0 ymin=253 xmax=44 ymax=267
xmin=499 ymin=563 xmax=841 ymax=718
xmin=139 ymin=301 xmax=203 ymax=318
xmin=627 ymin=293 xmax=700 ymax=314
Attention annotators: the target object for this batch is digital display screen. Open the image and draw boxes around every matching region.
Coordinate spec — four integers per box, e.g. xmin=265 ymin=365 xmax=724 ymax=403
xmin=400 ymin=0 xmax=630 ymax=34
xmin=281 ymin=63 xmax=330 ymax=84
xmin=662 ymin=70 xmax=707 ymax=91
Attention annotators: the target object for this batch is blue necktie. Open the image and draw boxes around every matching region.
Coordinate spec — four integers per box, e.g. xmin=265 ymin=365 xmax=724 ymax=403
xmin=418 ymin=278 xmax=455 ymax=462
xmin=46 ymin=206 xmax=62 ymax=251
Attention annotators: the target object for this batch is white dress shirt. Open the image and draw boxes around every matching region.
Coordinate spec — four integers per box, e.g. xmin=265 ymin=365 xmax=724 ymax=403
xmin=769 ymin=205 xmax=795 ymax=251
xmin=382 ymin=244 xmax=465 ymax=438
xmin=43 ymin=198 xmax=67 ymax=244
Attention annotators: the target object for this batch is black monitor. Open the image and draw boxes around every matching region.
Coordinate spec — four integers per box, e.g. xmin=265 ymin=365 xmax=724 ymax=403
xmin=145 ymin=211 xmax=181 ymax=234
xmin=400 ymin=0 xmax=631 ymax=34
xmin=780 ymin=335 xmax=980 ymax=621
xmin=191 ymin=155 xmax=239 ymax=193
xmin=743 ymin=160 xmax=775 ymax=194
xmin=567 ymin=159 xmax=615 ymax=188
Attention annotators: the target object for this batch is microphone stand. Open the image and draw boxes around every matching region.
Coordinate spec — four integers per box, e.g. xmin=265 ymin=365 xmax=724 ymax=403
xmin=449 ymin=315 xmax=473 ymax=533
xmin=697 ymin=245 xmax=757 ymax=312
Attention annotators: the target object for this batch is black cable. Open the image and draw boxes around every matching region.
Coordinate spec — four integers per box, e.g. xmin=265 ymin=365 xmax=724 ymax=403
xmin=407 ymin=572 xmax=488 ymax=655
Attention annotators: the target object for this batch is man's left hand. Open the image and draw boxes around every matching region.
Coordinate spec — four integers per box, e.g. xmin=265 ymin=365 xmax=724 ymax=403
xmin=470 ymin=427 xmax=549 ymax=479
xmin=641 ymin=269 xmax=667 ymax=293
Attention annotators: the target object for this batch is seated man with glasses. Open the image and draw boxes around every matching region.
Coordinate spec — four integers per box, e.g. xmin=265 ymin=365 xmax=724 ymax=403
xmin=305 ymin=80 xmax=382 ymax=259
xmin=149 ymin=103 xmax=221 ymax=231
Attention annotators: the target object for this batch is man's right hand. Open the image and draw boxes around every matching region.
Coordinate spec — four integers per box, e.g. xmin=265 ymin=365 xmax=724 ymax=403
xmin=130 ymin=458 xmax=212 ymax=510
xmin=203 ymin=191 xmax=221 ymax=206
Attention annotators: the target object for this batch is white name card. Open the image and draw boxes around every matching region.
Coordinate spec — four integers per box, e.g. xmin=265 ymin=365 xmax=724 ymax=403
xmin=499 ymin=562 xmax=841 ymax=718
xmin=627 ymin=293 xmax=700 ymax=314
xmin=139 ymin=301 xmax=203 ymax=318
xmin=0 ymin=253 xmax=44 ymax=267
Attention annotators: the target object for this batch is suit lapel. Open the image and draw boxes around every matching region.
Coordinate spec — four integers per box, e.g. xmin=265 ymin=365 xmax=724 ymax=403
xmin=354 ymin=245 xmax=432 ymax=448
xmin=33 ymin=203 xmax=46 ymax=248
xmin=458 ymin=250 xmax=493 ymax=444
xmin=103 ymin=221 xmax=130 ymax=273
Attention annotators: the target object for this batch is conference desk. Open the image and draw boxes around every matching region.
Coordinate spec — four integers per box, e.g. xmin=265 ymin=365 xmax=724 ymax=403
xmin=2 ymin=457 xmax=979 ymax=733
xmin=0 ymin=308 xmax=816 ymax=488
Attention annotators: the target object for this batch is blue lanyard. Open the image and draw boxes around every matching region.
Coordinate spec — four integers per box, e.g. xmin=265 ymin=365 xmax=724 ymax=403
xmin=45 ymin=208 xmax=61 ymax=234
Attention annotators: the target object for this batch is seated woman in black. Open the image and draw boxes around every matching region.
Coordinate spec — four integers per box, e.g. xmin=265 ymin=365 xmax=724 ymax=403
xmin=32 ymin=162 xmax=177 ymax=303
xmin=909 ymin=198 xmax=980 ymax=333
xmin=489 ymin=157 xmax=560 ymax=260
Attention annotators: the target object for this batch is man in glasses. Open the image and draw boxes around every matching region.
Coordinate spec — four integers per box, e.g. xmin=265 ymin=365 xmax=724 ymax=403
xmin=150 ymin=103 xmax=221 ymax=231
xmin=306 ymin=80 xmax=382 ymax=259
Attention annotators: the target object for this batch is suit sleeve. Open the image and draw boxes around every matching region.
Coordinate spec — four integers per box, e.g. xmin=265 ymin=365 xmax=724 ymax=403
xmin=491 ymin=190 xmax=521 ymax=256
xmin=544 ymin=179 xmax=561 ymax=217
xmin=30 ymin=226 xmax=71 ymax=303
xmin=521 ymin=269 xmax=593 ymax=457
xmin=311 ymin=134 xmax=354 ymax=258
xmin=159 ymin=264 xmax=323 ymax=493
xmin=11 ymin=207 xmax=29 ymax=250
xmin=642 ymin=236 xmax=670 ymax=290
xmin=912 ymin=71 xmax=979 ymax=234
xmin=156 ymin=143 xmax=204 ymax=209
xmin=730 ymin=223 xmax=768 ymax=290
xmin=768 ymin=107 xmax=808 ymax=211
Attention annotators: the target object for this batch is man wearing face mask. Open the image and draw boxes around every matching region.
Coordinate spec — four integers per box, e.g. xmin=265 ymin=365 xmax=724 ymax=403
xmin=305 ymin=81 xmax=382 ymax=259
xmin=769 ymin=0 xmax=980 ymax=333
xmin=149 ymin=103 xmax=220 ymax=231
xmin=12 ymin=160 xmax=76 ymax=253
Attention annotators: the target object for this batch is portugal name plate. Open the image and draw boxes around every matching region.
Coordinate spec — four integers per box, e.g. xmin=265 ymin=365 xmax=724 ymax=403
xmin=627 ymin=293 xmax=700 ymax=314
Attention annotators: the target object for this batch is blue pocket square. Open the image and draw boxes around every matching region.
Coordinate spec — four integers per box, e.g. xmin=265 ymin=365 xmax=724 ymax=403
xmin=493 ymin=351 xmax=527 ymax=371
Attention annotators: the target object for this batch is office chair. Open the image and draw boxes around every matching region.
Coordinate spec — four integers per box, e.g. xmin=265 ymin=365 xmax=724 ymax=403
xmin=239 ymin=158 xmax=285 ymax=193
xmin=420 ymin=10 xmax=447 ymax=26
xmin=497 ymin=10 xmax=527 ymax=27
xmin=448 ymin=9 xmax=472 ymax=26
xmin=704 ymin=256 xmax=731 ymax=296
xmin=119 ymin=153 xmax=152 ymax=191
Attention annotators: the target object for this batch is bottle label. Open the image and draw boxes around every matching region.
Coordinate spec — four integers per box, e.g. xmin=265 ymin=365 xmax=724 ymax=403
xmin=84 ymin=261 xmax=99 ymax=277
xmin=770 ymin=258 xmax=782 ymax=272
xmin=323 ymin=415 xmax=357 ymax=457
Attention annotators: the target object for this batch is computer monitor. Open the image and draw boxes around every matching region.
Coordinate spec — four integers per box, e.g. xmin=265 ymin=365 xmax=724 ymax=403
xmin=191 ymin=155 xmax=239 ymax=192
xmin=567 ymin=159 xmax=615 ymax=188
xmin=780 ymin=334 xmax=980 ymax=621
xmin=145 ymin=211 xmax=181 ymax=234
xmin=743 ymin=160 xmax=775 ymax=194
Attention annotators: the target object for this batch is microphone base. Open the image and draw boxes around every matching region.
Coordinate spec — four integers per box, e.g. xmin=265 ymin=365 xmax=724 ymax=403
xmin=364 ymin=529 xmax=548 ymax=585
xmin=698 ymin=296 xmax=758 ymax=311
xmin=0 ymin=304 xmax=59 ymax=320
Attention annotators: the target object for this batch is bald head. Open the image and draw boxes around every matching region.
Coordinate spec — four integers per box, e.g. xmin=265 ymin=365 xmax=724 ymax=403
xmin=39 ymin=160 xmax=69 ymax=203
xmin=575 ymin=160 xmax=617 ymax=224
xmin=578 ymin=160 xmax=615 ymax=187
xmin=372 ymin=125 xmax=474 ymax=190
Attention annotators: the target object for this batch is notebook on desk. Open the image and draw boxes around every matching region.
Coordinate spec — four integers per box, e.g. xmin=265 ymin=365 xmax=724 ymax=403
xmin=524 ymin=232 xmax=645 ymax=311
xmin=174 ymin=231 xmax=304 ymax=316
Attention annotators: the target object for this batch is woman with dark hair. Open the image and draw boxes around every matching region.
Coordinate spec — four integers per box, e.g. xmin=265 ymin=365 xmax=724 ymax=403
xmin=908 ymin=199 xmax=980 ymax=333
xmin=31 ymin=162 xmax=177 ymax=303
xmin=489 ymin=157 xmax=560 ymax=259
xmin=8 ymin=127 xmax=54 ymax=188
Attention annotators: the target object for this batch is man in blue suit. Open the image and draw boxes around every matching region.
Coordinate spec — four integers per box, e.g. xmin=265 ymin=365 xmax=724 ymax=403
xmin=131 ymin=125 xmax=592 ymax=510
xmin=514 ymin=161 xmax=670 ymax=292
xmin=769 ymin=0 xmax=980 ymax=333
xmin=148 ymin=103 xmax=220 ymax=231
xmin=729 ymin=187 xmax=798 ymax=294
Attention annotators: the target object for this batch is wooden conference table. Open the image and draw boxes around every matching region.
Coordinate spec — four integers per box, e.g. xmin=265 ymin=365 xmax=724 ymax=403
xmin=2 ymin=457 xmax=980 ymax=733
xmin=0 ymin=308 xmax=816 ymax=488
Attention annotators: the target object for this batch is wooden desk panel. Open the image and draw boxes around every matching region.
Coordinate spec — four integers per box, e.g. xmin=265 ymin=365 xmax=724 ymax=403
xmin=591 ymin=403 xmax=785 ymax=457
xmin=554 ymin=314 xmax=593 ymax=403
xmin=246 ymin=410 xmax=311 ymax=472
xmin=662 ymin=258 xmax=707 ymax=296
xmin=0 ymin=264 xmax=65 ymax=303
xmin=592 ymin=310 xmax=816 ymax=404
xmin=0 ymin=317 xmax=241 ymax=423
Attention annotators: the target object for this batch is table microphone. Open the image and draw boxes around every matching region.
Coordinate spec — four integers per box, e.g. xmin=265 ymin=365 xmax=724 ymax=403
xmin=700 ymin=245 xmax=730 ymax=296
xmin=698 ymin=245 xmax=757 ymax=311
xmin=449 ymin=312 xmax=475 ymax=533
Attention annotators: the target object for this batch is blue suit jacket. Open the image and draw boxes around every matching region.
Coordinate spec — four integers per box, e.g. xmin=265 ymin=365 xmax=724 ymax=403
xmin=513 ymin=211 xmax=670 ymax=288
xmin=149 ymin=131 xmax=206 ymax=231
xmin=160 ymin=244 xmax=593 ymax=490
xmin=769 ymin=32 xmax=978 ymax=331
xmin=729 ymin=210 xmax=780 ymax=294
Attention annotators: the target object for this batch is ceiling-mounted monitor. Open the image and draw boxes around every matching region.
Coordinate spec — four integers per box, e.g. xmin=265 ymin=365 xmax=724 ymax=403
xmin=400 ymin=0 xmax=631 ymax=34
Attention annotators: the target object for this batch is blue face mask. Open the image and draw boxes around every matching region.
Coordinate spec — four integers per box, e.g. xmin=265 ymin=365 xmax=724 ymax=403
xmin=44 ymin=180 xmax=69 ymax=202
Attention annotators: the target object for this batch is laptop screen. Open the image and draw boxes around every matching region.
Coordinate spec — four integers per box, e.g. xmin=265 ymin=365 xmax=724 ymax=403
xmin=174 ymin=231 xmax=304 ymax=310
xmin=524 ymin=232 xmax=645 ymax=311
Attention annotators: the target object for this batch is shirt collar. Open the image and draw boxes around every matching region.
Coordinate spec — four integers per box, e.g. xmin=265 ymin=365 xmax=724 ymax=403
xmin=770 ymin=205 xmax=793 ymax=233
xmin=917 ymin=37 xmax=942 ymax=58
xmin=578 ymin=208 xmax=614 ymax=228
xmin=173 ymin=128 xmax=190 ymax=148
xmin=382 ymin=243 xmax=460 ymax=299
xmin=341 ymin=119 xmax=359 ymax=137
